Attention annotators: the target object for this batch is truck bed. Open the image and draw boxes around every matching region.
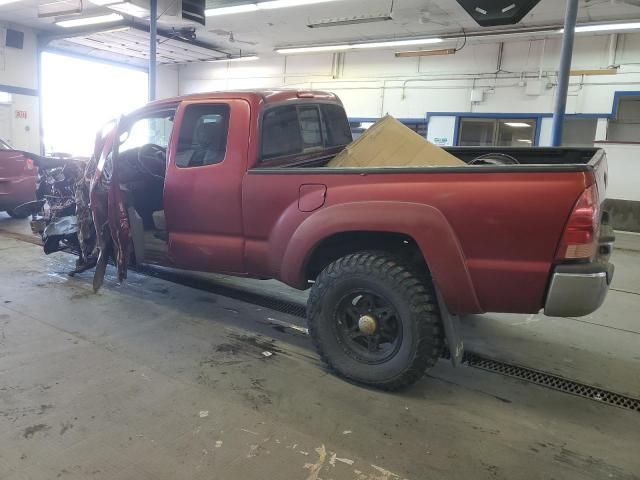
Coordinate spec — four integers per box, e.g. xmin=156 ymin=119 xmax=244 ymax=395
xmin=245 ymin=146 xmax=607 ymax=315
xmin=254 ymin=147 xmax=603 ymax=173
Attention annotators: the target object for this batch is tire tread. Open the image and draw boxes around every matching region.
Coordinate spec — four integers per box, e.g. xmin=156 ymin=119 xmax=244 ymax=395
xmin=307 ymin=251 xmax=443 ymax=391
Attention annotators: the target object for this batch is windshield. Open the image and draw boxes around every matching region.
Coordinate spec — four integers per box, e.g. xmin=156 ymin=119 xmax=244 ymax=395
xmin=0 ymin=138 xmax=11 ymax=150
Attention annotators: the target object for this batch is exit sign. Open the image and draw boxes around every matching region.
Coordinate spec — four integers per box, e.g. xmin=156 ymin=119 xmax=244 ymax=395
xmin=15 ymin=110 xmax=27 ymax=119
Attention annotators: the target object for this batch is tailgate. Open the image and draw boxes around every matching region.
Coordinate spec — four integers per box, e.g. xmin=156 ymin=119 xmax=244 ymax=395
xmin=591 ymin=149 xmax=615 ymax=258
xmin=592 ymin=149 xmax=609 ymax=207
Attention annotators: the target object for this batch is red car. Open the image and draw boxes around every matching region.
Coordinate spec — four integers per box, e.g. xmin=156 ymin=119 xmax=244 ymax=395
xmin=0 ymin=138 xmax=36 ymax=218
xmin=32 ymin=90 xmax=615 ymax=390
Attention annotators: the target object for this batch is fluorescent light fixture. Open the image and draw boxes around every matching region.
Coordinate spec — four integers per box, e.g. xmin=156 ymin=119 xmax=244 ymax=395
xmin=208 ymin=56 xmax=260 ymax=63
xmin=88 ymin=0 xmax=122 ymax=5
xmin=395 ymin=48 xmax=456 ymax=58
xmin=95 ymin=26 xmax=131 ymax=34
xmin=277 ymin=37 xmax=442 ymax=54
xmin=56 ymin=12 xmax=124 ymax=28
xmin=354 ymin=38 xmax=443 ymax=49
xmin=277 ymin=44 xmax=351 ymax=54
xmin=505 ymin=122 xmax=532 ymax=128
xmin=517 ymin=139 xmax=533 ymax=144
xmin=109 ymin=1 xmax=149 ymax=18
xmin=560 ymin=22 xmax=640 ymax=33
xmin=205 ymin=4 xmax=259 ymax=16
xmin=205 ymin=0 xmax=341 ymax=16
xmin=308 ymin=14 xmax=393 ymax=28
xmin=38 ymin=0 xmax=82 ymax=17
xmin=0 ymin=0 xmax=23 ymax=5
xmin=256 ymin=0 xmax=341 ymax=9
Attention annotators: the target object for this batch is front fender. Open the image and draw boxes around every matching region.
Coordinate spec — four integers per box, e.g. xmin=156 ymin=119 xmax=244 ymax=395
xmin=279 ymin=201 xmax=482 ymax=315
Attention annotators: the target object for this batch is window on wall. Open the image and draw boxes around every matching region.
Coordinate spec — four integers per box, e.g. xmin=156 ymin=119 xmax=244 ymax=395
xmin=402 ymin=122 xmax=428 ymax=137
xmin=458 ymin=118 xmax=537 ymax=147
xmin=349 ymin=121 xmax=375 ymax=140
xmin=458 ymin=119 xmax=496 ymax=146
xmin=562 ymin=118 xmax=598 ymax=146
xmin=349 ymin=120 xmax=427 ymax=140
xmin=608 ymin=96 xmax=640 ymax=142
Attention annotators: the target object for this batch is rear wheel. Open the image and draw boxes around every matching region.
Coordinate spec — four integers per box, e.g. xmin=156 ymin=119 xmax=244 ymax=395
xmin=5 ymin=209 xmax=29 ymax=219
xmin=307 ymin=251 xmax=443 ymax=390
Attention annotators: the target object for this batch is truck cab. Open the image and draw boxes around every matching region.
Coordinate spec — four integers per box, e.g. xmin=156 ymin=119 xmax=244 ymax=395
xmin=92 ymin=90 xmax=351 ymax=281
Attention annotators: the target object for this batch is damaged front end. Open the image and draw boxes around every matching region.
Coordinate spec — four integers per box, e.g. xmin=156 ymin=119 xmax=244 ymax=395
xmin=21 ymin=154 xmax=99 ymax=273
xmin=19 ymin=117 xmax=137 ymax=292
xmin=24 ymin=156 xmax=80 ymax=247
xmin=17 ymin=124 xmax=119 ymax=282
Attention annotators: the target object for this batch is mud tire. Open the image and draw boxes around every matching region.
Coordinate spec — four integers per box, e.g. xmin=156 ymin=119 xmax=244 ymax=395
xmin=307 ymin=251 xmax=443 ymax=390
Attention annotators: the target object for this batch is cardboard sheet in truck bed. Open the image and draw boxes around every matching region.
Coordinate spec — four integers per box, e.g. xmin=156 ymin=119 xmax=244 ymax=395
xmin=328 ymin=115 xmax=465 ymax=168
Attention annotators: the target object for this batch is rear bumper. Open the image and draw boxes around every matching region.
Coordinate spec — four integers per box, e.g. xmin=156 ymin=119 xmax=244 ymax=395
xmin=544 ymin=262 xmax=614 ymax=317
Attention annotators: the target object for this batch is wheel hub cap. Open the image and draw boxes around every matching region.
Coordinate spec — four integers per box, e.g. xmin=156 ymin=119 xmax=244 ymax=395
xmin=358 ymin=314 xmax=377 ymax=335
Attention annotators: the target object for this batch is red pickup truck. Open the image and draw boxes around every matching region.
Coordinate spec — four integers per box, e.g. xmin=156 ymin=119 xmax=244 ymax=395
xmin=31 ymin=90 xmax=615 ymax=390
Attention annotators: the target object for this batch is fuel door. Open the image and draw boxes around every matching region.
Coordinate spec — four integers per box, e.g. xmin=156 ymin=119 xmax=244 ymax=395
xmin=298 ymin=184 xmax=327 ymax=212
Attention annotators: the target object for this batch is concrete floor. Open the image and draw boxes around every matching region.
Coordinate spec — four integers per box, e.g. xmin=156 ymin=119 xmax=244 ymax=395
xmin=1 ymin=213 xmax=639 ymax=480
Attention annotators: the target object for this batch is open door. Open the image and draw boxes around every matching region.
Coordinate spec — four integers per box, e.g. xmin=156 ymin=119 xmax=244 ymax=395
xmin=89 ymin=109 xmax=176 ymax=291
xmin=89 ymin=117 xmax=131 ymax=292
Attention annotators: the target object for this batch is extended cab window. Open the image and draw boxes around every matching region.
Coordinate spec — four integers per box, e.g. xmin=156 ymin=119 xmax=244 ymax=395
xmin=298 ymin=106 xmax=323 ymax=149
xmin=261 ymin=105 xmax=303 ymax=159
xmin=321 ymin=104 xmax=352 ymax=147
xmin=176 ymin=104 xmax=230 ymax=168
xmin=261 ymin=103 xmax=351 ymax=161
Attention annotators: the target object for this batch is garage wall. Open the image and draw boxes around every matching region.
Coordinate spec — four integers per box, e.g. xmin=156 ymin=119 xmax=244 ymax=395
xmin=157 ymin=64 xmax=180 ymax=100
xmin=0 ymin=25 xmax=40 ymax=152
xmin=177 ymin=32 xmax=640 ymax=122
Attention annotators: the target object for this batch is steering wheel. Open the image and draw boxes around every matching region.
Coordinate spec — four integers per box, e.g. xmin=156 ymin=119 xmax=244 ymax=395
xmin=137 ymin=144 xmax=167 ymax=179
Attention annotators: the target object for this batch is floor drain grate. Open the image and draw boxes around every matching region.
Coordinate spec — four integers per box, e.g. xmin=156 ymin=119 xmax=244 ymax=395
xmin=465 ymin=354 xmax=640 ymax=412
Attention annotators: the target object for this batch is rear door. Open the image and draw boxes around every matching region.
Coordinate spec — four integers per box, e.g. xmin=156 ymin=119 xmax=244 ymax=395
xmin=163 ymin=99 xmax=251 ymax=274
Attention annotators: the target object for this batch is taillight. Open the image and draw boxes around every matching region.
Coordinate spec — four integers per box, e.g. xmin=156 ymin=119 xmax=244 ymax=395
xmin=556 ymin=185 xmax=600 ymax=261
xmin=25 ymin=158 xmax=34 ymax=171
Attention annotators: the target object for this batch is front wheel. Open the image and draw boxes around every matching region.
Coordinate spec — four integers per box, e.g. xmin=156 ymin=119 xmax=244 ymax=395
xmin=5 ymin=209 xmax=29 ymax=219
xmin=307 ymin=251 xmax=443 ymax=390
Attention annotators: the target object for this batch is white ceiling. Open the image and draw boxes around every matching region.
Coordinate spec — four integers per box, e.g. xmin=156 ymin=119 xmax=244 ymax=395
xmin=2 ymin=0 xmax=640 ymax=66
